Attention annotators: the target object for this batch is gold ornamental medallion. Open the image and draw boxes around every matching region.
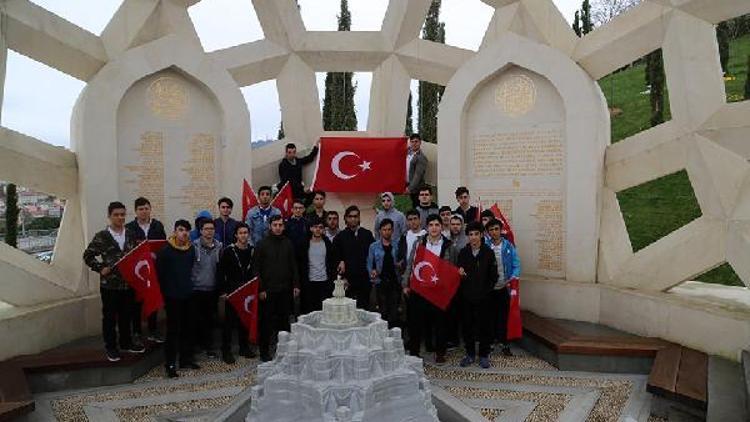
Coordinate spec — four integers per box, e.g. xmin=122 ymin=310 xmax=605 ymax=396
xmin=147 ymin=76 xmax=189 ymax=120
xmin=495 ymin=74 xmax=536 ymax=117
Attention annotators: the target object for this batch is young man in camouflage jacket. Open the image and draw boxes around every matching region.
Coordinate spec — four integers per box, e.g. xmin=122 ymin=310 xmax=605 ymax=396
xmin=83 ymin=201 xmax=145 ymax=362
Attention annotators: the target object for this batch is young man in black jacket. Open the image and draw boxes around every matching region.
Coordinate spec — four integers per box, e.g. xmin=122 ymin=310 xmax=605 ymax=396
xmin=278 ymin=141 xmax=319 ymax=204
xmin=218 ymin=223 xmax=255 ymax=364
xmin=457 ymin=221 xmax=499 ymax=369
xmin=299 ymin=216 xmax=337 ymax=313
xmin=83 ymin=201 xmax=144 ymax=362
xmin=125 ymin=197 xmax=167 ymax=344
xmin=254 ymin=215 xmax=300 ymax=361
xmin=333 ymin=205 xmax=376 ymax=310
xmin=156 ymin=220 xmax=199 ymax=377
xmin=402 ymin=214 xmax=458 ymax=364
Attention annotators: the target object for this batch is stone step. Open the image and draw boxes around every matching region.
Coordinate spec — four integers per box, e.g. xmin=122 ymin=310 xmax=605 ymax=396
xmin=707 ymin=355 xmax=748 ymax=422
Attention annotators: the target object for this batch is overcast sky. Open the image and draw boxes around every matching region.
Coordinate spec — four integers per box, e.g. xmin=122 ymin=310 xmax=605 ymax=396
xmin=3 ymin=0 xmax=581 ymax=148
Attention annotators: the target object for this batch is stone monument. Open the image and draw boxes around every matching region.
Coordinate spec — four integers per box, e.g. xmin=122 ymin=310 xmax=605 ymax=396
xmin=247 ymin=277 xmax=438 ymax=422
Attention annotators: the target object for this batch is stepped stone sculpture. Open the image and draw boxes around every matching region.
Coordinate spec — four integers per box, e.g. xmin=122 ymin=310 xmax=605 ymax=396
xmin=247 ymin=277 xmax=438 ymax=422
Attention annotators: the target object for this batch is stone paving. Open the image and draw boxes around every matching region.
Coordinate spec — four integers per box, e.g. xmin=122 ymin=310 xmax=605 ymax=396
xmin=28 ymin=346 xmax=654 ymax=421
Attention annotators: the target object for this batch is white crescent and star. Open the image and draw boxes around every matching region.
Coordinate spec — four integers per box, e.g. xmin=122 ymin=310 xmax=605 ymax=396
xmin=331 ymin=151 xmax=372 ymax=180
xmin=414 ymin=261 xmax=439 ymax=285
xmin=243 ymin=295 xmax=256 ymax=314
xmin=135 ymin=260 xmax=152 ymax=289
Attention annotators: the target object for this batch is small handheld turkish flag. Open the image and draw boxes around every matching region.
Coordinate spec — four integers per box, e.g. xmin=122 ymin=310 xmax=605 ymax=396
xmin=272 ymin=182 xmax=294 ymax=219
xmin=312 ymin=137 xmax=407 ymax=193
xmin=506 ymin=277 xmax=522 ymax=340
xmin=116 ymin=241 xmax=164 ymax=319
xmin=408 ymin=244 xmax=461 ymax=311
xmin=242 ymin=179 xmax=259 ymax=221
xmin=227 ymin=277 xmax=260 ymax=343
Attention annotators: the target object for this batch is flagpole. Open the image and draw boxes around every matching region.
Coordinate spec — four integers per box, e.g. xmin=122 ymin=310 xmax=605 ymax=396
xmin=227 ymin=276 xmax=259 ymax=299
xmin=309 ymin=138 xmax=323 ymax=191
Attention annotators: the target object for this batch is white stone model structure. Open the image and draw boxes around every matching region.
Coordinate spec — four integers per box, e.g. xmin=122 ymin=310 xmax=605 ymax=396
xmin=247 ymin=277 xmax=438 ymax=422
xmin=0 ymin=0 xmax=748 ymax=363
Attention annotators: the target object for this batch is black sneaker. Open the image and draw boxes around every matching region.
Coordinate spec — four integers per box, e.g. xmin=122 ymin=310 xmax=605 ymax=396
xmin=166 ymin=365 xmax=179 ymax=378
xmin=147 ymin=333 xmax=165 ymax=344
xmin=222 ymin=352 xmax=236 ymax=365
xmin=180 ymin=361 xmax=201 ymax=370
xmin=501 ymin=345 xmax=513 ymax=357
xmin=124 ymin=342 xmax=146 ymax=354
xmin=105 ymin=349 xmax=121 ymax=362
xmin=260 ymin=354 xmax=273 ymax=363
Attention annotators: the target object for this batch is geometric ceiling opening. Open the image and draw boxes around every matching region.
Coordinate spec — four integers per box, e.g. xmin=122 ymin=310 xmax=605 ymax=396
xmin=0 ymin=181 xmax=65 ymax=264
xmin=187 ymin=0 xmax=264 ymax=52
xmin=1 ymin=51 xmax=85 ymax=148
xmin=717 ymin=14 xmax=750 ymax=103
xmin=695 ymin=262 xmax=746 ymax=287
xmin=298 ymin=0 xmax=389 ymax=31
xmin=597 ymin=49 xmax=671 ymax=143
xmin=616 ymin=169 xmax=702 ymax=252
xmin=436 ymin=0 xmax=495 ymax=51
xmin=241 ymin=80 xmax=281 ymax=146
xmin=29 ymin=0 xmax=122 ymax=35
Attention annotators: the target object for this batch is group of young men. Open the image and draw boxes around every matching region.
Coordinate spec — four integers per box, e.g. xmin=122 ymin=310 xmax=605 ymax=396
xmin=82 ymin=134 xmax=520 ymax=378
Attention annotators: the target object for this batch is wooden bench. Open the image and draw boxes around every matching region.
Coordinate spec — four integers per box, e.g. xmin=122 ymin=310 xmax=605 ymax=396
xmin=647 ymin=344 xmax=708 ymax=410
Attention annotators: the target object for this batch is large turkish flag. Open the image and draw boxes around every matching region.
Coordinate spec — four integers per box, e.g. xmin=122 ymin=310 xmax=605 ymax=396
xmin=116 ymin=241 xmax=164 ymax=319
xmin=312 ymin=137 xmax=407 ymax=193
xmin=242 ymin=179 xmax=258 ymax=221
xmin=227 ymin=277 xmax=260 ymax=343
xmin=408 ymin=244 xmax=461 ymax=311
xmin=272 ymin=182 xmax=294 ymax=219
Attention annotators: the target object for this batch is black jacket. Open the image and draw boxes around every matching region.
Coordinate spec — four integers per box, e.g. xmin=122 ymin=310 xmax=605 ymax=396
xmin=454 ymin=206 xmax=479 ymax=224
xmin=457 ymin=243 xmax=498 ymax=303
xmin=218 ymin=244 xmax=254 ymax=294
xmin=254 ymin=233 xmax=300 ymax=293
xmin=299 ymin=236 xmax=337 ymax=283
xmin=333 ymin=226 xmax=375 ymax=283
xmin=126 ymin=219 xmax=167 ymax=241
xmin=278 ymin=146 xmax=318 ymax=199
xmin=156 ymin=242 xmax=196 ymax=300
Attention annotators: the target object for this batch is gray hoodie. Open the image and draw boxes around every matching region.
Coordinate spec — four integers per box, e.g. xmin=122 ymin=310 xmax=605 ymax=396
xmin=191 ymin=238 xmax=223 ymax=291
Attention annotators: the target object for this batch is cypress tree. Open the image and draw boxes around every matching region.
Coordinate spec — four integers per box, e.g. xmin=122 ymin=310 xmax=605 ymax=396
xmin=645 ymin=50 xmax=666 ymax=127
xmin=405 ymin=91 xmax=414 ymax=136
xmin=322 ymin=0 xmax=357 ymax=131
xmin=573 ymin=11 xmax=582 ymax=37
xmin=744 ymin=55 xmax=750 ymax=100
xmin=581 ymin=0 xmax=593 ymax=35
xmin=717 ymin=21 xmax=730 ymax=75
xmin=5 ymin=183 xmax=19 ymax=248
xmin=278 ymin=121 xmax=285 ymax=140
xmin=418 ymin=0 xmax=445 ymax=144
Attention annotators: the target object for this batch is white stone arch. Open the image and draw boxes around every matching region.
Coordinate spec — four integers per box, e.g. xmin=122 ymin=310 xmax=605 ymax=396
xmin=72 ymin=35 xmax=252 ymax=241
xmin=437 ymin=31 xmax=610 ymax=282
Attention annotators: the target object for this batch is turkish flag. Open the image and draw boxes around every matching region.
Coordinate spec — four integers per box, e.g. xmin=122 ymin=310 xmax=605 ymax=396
xmin=147 ymin=239 xmax=167 ymax=256
xmin=488 ymin=203 xmax=515 ymax=246
xmin=408 ymin=244 xmax=461 ymax=311
xmin=312 ymin=137 xmax=407 ymax=193
xmin=227 ymin=277 xmax=260 ymax=343
xmin=115 ymin=241 xmax=164 ymax=319
xmin=506 ymin=277 xmax=522 ymax=340
xmin=272 ymin=182 xmax=293 ymax=219
xmin=242 ymin=179 xmax=258 ymax=221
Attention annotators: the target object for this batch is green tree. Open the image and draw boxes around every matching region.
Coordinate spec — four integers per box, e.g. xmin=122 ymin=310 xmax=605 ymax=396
xmin=5 ymin=183 xmax=19 ymax=248
xmin=405 ymin=91 xmax=414 ymax=136
xmin=322 ymin=0 xmax=358 ymax=131
xmin=745 ymin=55 xmax=750 ymax=100
xmin=645 ymin=50 xmax=666 ymax=126
xmin=278 ymin=121 xmax=285 ymax=140
xmin=418 ymin=0 xmax=445 ymax=144
xmin=717 ymin=21 xmax=730 ymax=75
xmin=581 ymin=0 xmax=593 ymax=34
xmin=573 ymin=11 xmax=582 ymax=37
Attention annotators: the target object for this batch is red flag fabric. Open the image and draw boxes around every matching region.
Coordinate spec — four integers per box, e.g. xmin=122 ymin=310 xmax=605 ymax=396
xmin=115 ymin=241 xmax=164 ymax=319
xmin=408 ymin=244 xmax=461 ymax=311
xmin=227 ymin=277 xmax=260 ymax=343
xmin=242 ymin=179 xmax=258 ymax=221
xmin=147 ymin=239 xmax=167 ymax=256
xmin=489 ymin=203 xmax=515 ymax=246
xmin=506 ymin=277 xmax=522 ymax=340
xmin=312 ymin=137 xmax=407 ymax=193
xmin=272 ymin=182 xmax=294 ymax=219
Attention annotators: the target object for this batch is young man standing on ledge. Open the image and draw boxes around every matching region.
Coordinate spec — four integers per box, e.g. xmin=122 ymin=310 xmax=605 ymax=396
xmin=83 ymin=201 xmax=145 ymax=362
xmin=126 ymin=196 xmax=167 ymax=345
xmin=454 ymin=187 xmax=479 ymax=223
xmin=278 ymin=141 xmax=319 ymax=205
xmin=254 ymin=215 xmax=300 ymax=362
xmin=406 ymin=134 xmax=428 ymax=208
